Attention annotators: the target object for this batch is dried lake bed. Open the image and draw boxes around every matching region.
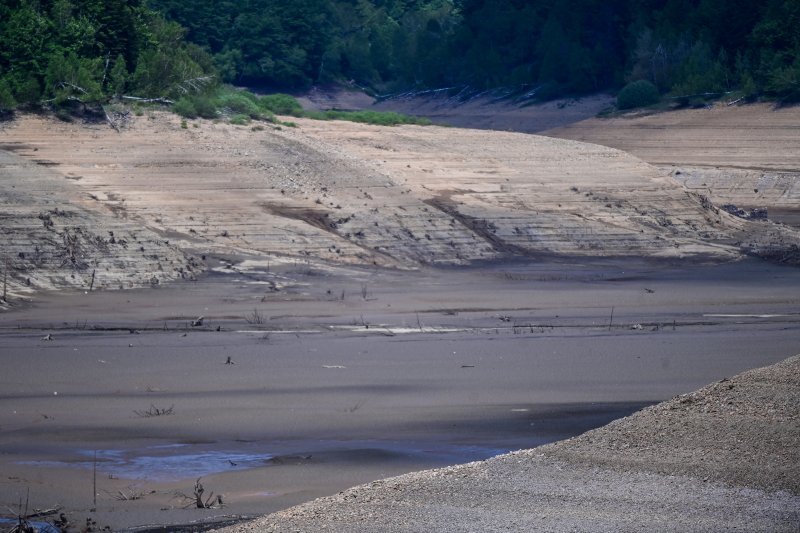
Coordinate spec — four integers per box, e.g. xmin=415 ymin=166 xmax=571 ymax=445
xmin=1 ymin=257 xmax=798 ymax=530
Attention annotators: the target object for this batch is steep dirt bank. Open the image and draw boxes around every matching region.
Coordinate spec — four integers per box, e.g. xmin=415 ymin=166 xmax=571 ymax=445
xmin=0 ymin=148 xmax=188 ymax=305
xmin=216 ymin=355 xmax=800 ymax=532
xmin=296 ymin=86 xmax=614 ymax=133
xmin=2 ymin=112 xmax=795 ymax=301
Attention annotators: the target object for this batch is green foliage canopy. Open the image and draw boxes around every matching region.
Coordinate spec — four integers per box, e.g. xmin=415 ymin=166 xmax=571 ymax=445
xmin=617 ymin=80 xmax=661 ymax=110
xmin=0 ymin=0 xmax=214 ymax=108
xmin=1 ymin=0 xmax=798 ymax=111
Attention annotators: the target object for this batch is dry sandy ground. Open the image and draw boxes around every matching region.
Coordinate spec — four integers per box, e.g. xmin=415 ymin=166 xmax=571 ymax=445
xmin=545 ymin=103 xmax=800 ymax=228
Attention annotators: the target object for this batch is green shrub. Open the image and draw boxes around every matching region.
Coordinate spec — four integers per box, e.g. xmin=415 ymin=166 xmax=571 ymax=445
xmin=192 ymin=95 xmax=218 ymax=119
xmin=12 ymin=75 xmax=42 ymax=104
xmin=259 ymin=93 xmax=303 ymax=115
xmin=229 ymin=114 xmax=251 ymax=125
xmin=173 ymin=97 xmax=198 ymax=118
xmin=617 ymin=80 xmax=661 ymax=110
xmin=767 ymin=63 xmax=800 ymax=102
xmin=217 ymin=90 xmax=261 ymax=117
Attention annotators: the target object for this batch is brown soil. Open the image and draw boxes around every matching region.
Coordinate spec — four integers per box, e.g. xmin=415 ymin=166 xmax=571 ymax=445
xmin=0 ymin=147 xmax=187 ymax=300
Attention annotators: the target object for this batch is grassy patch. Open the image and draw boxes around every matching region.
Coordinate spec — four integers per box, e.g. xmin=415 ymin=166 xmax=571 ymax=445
xmin=259 ymin=93 xmax=303 ymax=115
xmin=171 ymin=87 xmax=429 ymax=127
xmin=302 ymin=109 xmax=431 ymax=126
xmin=229 ymin=113 xmax=251 ymax=125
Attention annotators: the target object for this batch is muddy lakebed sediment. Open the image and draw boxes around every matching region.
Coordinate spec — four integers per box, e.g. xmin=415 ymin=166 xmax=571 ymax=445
xmin=1 ymin=257 xmax=799 ymax=531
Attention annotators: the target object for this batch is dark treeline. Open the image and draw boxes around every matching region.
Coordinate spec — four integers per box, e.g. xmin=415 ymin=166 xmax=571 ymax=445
xmin=148 ymin=0 xmax=800 ymax=101
xmin=146 ymin=0 xmax=460 ymax=91
xmin=1 ymin=0 xmax=798 ymax=111
xmin=452 ymin=0 xmax=799 ymax=100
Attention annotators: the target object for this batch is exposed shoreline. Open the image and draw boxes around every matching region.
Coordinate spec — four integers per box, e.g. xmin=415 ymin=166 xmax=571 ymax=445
xmin=215 ymin=354 xmax=800 ymax=532
xmin=1 ymin=257 xmax=799 ymax=531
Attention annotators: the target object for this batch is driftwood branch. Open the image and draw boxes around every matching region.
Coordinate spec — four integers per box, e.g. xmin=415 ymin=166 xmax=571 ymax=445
xmin=41 ymin=95 xmax=86 ymax=105
xmin=172 ymin=478 xmax=223 ymax=509
xmin=102 ymin=52 xmax=111 ymax=87
xmin=192 ymin=478 xmax=222 ymax=509
xmin=175 ymin=75 xmax=215 ymax=95
xmin=23 ymin=507 xmax=63 ymax=519
xmin=121 ymin=95 xmax=174 ymax=105
xmin=668 ymin=90 xmax=734 ymax=100
xmin=133 ymin=404 xmax=174 ymax=417
xmin=105 ymin=111 xmax=120 ymax=132
xmin=58 ymin=81 xmax=89 ymax=94
xmin=103 ymin=107 xmax=131 ymax=132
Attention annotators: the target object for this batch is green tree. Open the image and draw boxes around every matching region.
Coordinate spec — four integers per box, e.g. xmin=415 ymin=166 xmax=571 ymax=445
xmin=0 ymin=2 xmax=52 ymax=103
xmin=109 ymin=54 xmax=128 ymax=96
xmin=0 ymin=77 xmax=15 ymax=110
xmin=44 ymin=51 xmax=103 ymax=103
xmin=617 ymin=79 xmax=660 ymax=109
xmin=671 ymin=41 xmax=729 ymax=95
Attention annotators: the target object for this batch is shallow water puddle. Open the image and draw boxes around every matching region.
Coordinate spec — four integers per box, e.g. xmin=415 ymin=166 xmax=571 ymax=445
xmin=18 ymin=444 xmax=272 ymax=482
xmin=16 ymin=440 xmax=517 ymax=483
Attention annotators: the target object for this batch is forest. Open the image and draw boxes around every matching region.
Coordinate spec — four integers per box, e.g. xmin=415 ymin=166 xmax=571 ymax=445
xmin=1 ymin=0 xmax=798 ymax=112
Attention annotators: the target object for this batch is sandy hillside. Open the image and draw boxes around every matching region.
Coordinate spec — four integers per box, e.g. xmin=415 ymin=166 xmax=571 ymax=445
xmin=0 ymin=147 xmax=188 ymax=303
xmin=298 ymin=85 xmax=615 ymax=133
xmin=369 ymin=92 xmax=799 ymax=228
xmin=217 ymin=354 xmax=800 ymax=532
xmin=2 ymin=110 xmax=797 ymax=305
xmin=372 ymin=91 xmax=615 ymax=133
xmin=545 ymin=103 xmax=800 ymax=228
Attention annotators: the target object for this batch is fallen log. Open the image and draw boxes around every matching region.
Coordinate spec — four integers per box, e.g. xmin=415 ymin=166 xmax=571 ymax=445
xmin=121 ymin=95 xmax=174 ymax=105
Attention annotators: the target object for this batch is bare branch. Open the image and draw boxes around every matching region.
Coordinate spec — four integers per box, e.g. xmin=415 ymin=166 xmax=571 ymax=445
xmin=58 ymin=81 xmax=88 ymax=94
xmin=175 ymin=75 xmax=215 ymax=95
xmin=133 ymin=404 xmax=174 ymax=417
xmin=121 ymin=95 xmax=174 ymax=105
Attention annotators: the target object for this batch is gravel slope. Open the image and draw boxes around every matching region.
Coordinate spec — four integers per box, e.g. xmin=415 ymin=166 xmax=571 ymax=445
xmin=216 ymin=355 xmax=800 ymax=532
